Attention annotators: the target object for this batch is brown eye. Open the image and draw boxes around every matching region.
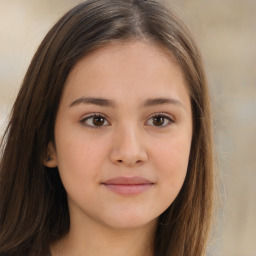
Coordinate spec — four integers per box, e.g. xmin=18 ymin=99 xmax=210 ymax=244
xmin=92 ymin=116 xmax=105 ymax=126
xmin=146 ymin=114 xmax=173 ymax=127
xmin=152 ymin=116 xmax=165 ymax=126
xmin=81 ymin=114 xmax=109 ymax=128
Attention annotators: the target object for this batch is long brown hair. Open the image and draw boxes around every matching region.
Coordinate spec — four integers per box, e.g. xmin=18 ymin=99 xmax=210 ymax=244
xmin=0 ymin=0 xmax=214 ymax=255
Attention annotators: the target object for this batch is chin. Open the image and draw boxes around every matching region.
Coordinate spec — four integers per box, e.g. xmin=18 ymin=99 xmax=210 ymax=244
xmin=101 ymin=211 xmax=158 ymax=230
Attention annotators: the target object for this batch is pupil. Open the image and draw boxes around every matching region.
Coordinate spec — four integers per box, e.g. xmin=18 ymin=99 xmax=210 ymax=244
xmin=93 ymin=116 xmax=104 ymax=126
xmin=153 ymin=116 xmax=164 ymax=126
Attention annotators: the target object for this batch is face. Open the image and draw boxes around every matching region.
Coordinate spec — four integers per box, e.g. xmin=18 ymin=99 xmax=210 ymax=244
xmin=46 ymin=41 xmax=193 ymax=231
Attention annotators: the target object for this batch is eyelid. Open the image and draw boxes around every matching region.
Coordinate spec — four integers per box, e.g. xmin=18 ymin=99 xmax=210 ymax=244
xmin=80 ymin=112 xmax=110 ymax=128
xmin=145 ymin=112 xmax=175 ymax=127
xmin=79 ymin=112 xmax=175 ymax=128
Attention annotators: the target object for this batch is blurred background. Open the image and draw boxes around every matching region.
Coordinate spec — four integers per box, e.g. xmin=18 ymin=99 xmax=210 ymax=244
xmin=0 ymin=0 xmax=255 ymax=255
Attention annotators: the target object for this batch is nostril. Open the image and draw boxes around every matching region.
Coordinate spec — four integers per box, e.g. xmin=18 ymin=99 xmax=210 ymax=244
xmin=117 ymin=160 xmax=123 ymax=163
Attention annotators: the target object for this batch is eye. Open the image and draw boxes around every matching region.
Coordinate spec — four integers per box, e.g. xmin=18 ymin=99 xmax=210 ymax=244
xmin=146 ymin=114 xmax=174 ymax=127
xmin=80 ymin=114 xmax=109 ymax=128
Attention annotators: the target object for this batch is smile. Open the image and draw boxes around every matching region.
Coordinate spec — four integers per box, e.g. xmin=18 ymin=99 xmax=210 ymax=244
xmin=101 ymin=176 xmax=154 ymax=196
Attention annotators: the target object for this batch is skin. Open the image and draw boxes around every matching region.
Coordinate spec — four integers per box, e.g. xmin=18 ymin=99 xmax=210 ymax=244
xmin=46 ymin=40 xmax=193 ymax=256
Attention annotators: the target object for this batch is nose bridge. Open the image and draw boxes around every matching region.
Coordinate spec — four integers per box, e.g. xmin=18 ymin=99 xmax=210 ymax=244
xmin=120 ymin=123 xmax=141 ymax=150
xmin=110 ymin=122 xmax=148 ymax=166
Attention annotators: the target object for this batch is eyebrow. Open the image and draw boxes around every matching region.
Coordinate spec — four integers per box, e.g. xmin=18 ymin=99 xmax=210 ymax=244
xmin=69 ymin=97 xmax=185 ymax=109
xmin=141 ymin=98 xmax=185 ymax=109
xmin=70 ymin=97 xmax=116 ymax=108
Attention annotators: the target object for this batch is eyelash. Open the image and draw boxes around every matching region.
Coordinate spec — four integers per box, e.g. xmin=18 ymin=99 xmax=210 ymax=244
xmin=80 ymin=113 xmax=174 ymax=129
xmin=80 ymin=113 xmax=110 ymax=129
xmin=146 ymin=113 xmax=174 ymax=127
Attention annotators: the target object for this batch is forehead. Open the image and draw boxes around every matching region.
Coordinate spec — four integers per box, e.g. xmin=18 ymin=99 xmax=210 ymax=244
xmin=61 ymin=40 xmax=189 ymax=107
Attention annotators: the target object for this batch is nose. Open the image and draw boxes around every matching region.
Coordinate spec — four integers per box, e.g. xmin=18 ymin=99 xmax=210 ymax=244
xmin=109 ymin=125 xmax=148 ymax=167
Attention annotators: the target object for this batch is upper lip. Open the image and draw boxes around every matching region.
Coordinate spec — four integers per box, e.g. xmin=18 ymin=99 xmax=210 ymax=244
xmin=102 ymin=176 xmax=153 ymax=185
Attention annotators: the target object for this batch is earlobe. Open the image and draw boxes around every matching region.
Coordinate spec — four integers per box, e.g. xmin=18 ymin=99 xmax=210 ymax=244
xmin=44 ymin=142 xmax=58 ymax=168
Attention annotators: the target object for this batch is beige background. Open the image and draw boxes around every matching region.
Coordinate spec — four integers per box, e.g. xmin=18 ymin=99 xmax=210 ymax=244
xmin=0 ymin=1 xmax=255 ymax=255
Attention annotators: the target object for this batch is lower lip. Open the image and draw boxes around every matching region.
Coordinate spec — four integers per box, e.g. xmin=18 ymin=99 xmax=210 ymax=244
xmin=102 ymin=184 xmax=153 ymax=196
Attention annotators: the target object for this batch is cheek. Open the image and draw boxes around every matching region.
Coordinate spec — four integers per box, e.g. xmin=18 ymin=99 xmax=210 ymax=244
xmin=152 ymin=134 xmax=191 ymax=191
xmin=55 ymin=133 xmax=109 ymax=191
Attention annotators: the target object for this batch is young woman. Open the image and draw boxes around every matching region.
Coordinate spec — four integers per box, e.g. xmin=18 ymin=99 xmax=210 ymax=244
xmin=0 ymin=0 xmax=214 ymax=255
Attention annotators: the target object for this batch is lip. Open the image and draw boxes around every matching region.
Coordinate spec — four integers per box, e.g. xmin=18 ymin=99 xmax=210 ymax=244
xmin=101 ymin=176 xmax=154 ymax=196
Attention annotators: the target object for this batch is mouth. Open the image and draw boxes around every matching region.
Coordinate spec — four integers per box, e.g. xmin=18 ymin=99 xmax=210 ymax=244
xmin=101 ymin=176 xmax=154 ymax=196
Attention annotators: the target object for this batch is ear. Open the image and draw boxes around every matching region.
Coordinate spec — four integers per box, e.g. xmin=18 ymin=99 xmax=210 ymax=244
xmin=44 ymin=142 xmax=58 ymax=168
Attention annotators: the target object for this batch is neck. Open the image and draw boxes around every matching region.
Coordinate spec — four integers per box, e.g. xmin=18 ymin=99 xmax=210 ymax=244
xmin=51 ymin=216 xmax=156 ymax=256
